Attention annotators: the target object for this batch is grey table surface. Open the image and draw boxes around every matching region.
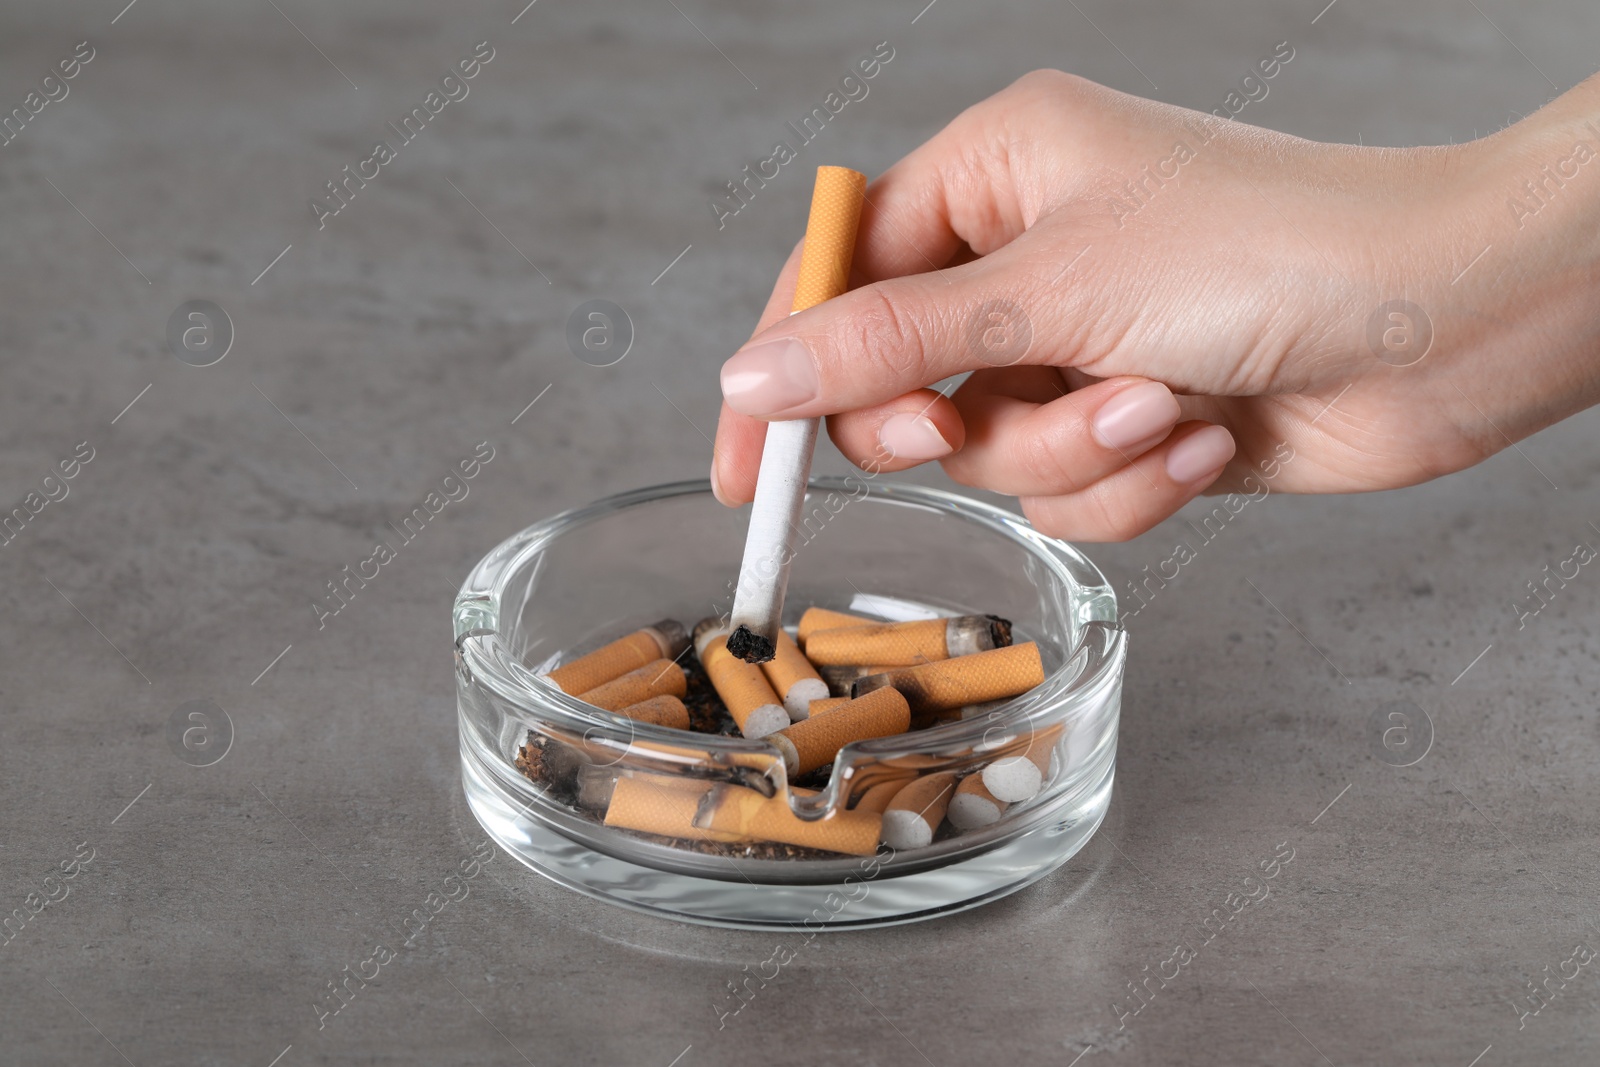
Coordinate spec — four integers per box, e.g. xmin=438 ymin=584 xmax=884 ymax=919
xmin=3 ymin=0 xmax=1599 ymax=1064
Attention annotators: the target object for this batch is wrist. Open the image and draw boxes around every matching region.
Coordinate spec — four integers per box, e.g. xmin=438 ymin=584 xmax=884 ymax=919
xmin=1435 ymin=87 xmax=1600 ymax=440
xmin=1492 ymin=77 xmax=1600 ymax=259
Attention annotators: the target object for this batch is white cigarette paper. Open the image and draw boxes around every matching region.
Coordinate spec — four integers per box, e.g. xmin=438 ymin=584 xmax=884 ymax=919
xmin=727 ymin=418 xmax=818 ymax=663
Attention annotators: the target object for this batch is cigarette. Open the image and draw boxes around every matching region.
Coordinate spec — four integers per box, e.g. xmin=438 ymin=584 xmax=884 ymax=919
xmin=545 ymin=619 xmax=687 ymax=694
xmin=880 ymin=771 xmax=959 ymax=849
xmin=603 ymin=773 xmax=741 ymax=842
xmin=853 ymin=642 xmax=1045 ymax=715
xmin=616 ymin=694 xmax=692 ymax=731
xmin=578 ymin=658 xmax=687 ymax=712
xmin=796 ymin=606 xmax=871 ymax=648
xmin=761 ymin=629 xmax=829 ymax=720
xmin=575 ymin=763 xmax=620 ymax=813
xmin=851 ymin=777 xmax=910 ymax=814
xmin=727 ymin=166 xmax=868 ymax=664
xmin=803 ymin=615 xmax=1012 ymax=667
xmin=807 ymin=696 xmax=853 ymax=717
xmin=817 ymin=663 xmax=897 ymax=697
xmin=695 ymin=783 xmax=882 ymax=856
xmin=952 ymin=699 xmax=1009 ymax=721
xmin=766 ymin=685 xmax=911 ymax=778
xmin=980 ymin=723 xmax=1064 ymax=802
xmin=693 ymin=618 xmax=790 ymax=739
xmin=946 ymin=774 xmax=1009 ymax=830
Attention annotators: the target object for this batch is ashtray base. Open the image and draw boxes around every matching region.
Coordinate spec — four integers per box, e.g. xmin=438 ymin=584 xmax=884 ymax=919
xmin=464 ymin=747 xmax=1114 ymax=930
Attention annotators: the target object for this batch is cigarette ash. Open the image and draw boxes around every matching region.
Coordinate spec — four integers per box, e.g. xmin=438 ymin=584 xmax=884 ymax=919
xmin=513 ymin=733 xmax=578 ymax=807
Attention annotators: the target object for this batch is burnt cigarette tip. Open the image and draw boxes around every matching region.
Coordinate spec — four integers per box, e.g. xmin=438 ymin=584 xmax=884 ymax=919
xmin=986 ymin=615 xmax=1014 ymax=649
xmin=851 ymin=673 xmax=892 ymax=699
xmin=575 ymin=765 xmax=620 ymax=813
xmin=726 ymin=625 xmax=775 ymax=665
xmin=648 ymin=618 xmax=689 ymax=659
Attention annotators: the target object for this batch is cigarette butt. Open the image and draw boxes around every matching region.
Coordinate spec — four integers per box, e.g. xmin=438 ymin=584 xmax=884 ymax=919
xmin=947 ymin=774 xmax=1009 ymax=830
xmin=578 ymin=658 xmax=687 ymax=711
xmin=807 ymin=696 xmax=853 ymax=717
xmin=575 ymin=763 xmax=620 ymax=813
xmin=881 ymin=772 xmax=959 ymax=849
xmin=519 ymin=733 xmax=584 ymax=793
xmin=545 ymin=620 xmax=687 ymax=694
xmin=797 ymin=606 xmax=871 ymax=648
xmin=616 ymin=694 xmax=692 ymax=731
xmin=852 ymin=778 xmax=910 ymax=814
xmin=603 ymin=773 xmax=742 ymax=842
xmin=980 ymin=723 xmax=1064 ymax=802
xmin=853 ymin=642 xmax=1045 ymax=715
xmin=929 ymin=699 xmax=1008 ymax=724
xmin=817 ymin=663 xmax=897 ymax=697
xmin=761 ymin=629 xmax=830 ymax=720
xmin=694 ymin=618 xmax=790 ymax=739
xmin=696 ymin=783 xmax=882 ymax=856
xmin=804 ymin=615 xmax=1013 ymax=667
xmin=767 ymin=686 xmax=911 ymax=778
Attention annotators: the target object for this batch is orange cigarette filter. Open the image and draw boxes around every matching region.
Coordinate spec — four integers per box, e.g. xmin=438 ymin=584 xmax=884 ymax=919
xmin=852 ymin=777 xmax=910 ymax=814
xmin=817 ymin=663 xmax=899 ymax=697
xmin=854 ymin=642 xmax=1045 ymax=715
xmin=981 ymin=722 xmax=1064 ymax=802
xmin=881 ymin=771 xmax=959 ymax=849
xmin=796 ymin=607 xmax=872 ymax=648
xmin=578 ymin=659 xmax=687 ymax=711
xmin=807 ymin=696 xmax=853 ymax=717
xmin=546 ymin=620 xmax=687 ymax=694
xmin=697 ymin=783 xmax=882 ymax=856
xmin=768 ymin=685 xmax=911 ymax=777
xmin=791 ymin=166 xmax=869 ymax=311
xmin=947 ymin=773 xmax=1010 ymax=830
xmin=804 ymin=615 xmax=1011 ymax=668
xmin=603 ymin=773 xmax=740 ymax=842
xmin=616 ymin=694 xmax=692 ymax=731
xmin=694 ymin=620 xmax=790 ymax=738
xmin=761 ymin=629 xmax=829 ymax=719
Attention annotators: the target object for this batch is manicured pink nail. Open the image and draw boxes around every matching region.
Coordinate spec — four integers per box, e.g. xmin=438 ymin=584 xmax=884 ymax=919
xmin=1166 ymin=425 xmax=1235 ymax=483
xmin=1092 ymin=382 xmax=1181 ymax=451
xmin=720 ymin=338 xmax=819 ymax=416
xmin=879 ymin=414 xmax=953 ymax=461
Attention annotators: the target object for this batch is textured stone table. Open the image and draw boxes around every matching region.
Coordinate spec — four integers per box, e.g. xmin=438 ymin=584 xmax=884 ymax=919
xmin=2 ymin=0 xmax=1597 ymax=1063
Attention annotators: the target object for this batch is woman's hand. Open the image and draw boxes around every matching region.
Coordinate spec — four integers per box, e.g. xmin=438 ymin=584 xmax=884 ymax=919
xmin=712 ymin=69 xmax=1600 ymax=539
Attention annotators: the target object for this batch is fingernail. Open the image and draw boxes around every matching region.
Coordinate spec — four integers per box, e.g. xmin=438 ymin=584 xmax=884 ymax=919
xmin=1165 ymin=425 xmax=1236 ymax=484
xmin=709 ymin=461 xmax=731 ymax=506
xmin=879 ymin=414 xmax=953 ymax=461
xmin=720 ymin=338 xmax=819 ymax=416
xmin=1092 ymin=382 xmax=1181 ymax=451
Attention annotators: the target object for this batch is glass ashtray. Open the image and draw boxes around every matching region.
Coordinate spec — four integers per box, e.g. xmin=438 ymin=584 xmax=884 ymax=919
xmin=454 ymin=477 xmax=1125 ymax=929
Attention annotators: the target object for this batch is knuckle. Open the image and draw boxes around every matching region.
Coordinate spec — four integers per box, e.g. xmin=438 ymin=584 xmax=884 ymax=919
xmin=1001 ymin=69 xmax=1093 ymax=119
xmin=1081 ymin=482 xmax=1157 ymax=541
xmin=1009 ymin=68 xmax=1080 ymax=97
xmin=938 ymin=451 xmax=983 ymax=489
xmin=1020 ymin=497 xmax=1072 ymax=539
xmin=840 ymin=286 xmax=933 ymax=383
xmin=1010 ymin=421 xmax=1089 ymax=494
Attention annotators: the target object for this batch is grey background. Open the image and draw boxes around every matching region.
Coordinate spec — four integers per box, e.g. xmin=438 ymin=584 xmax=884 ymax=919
xmin=2 ymin=0 xmax=1597 ymax=1063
